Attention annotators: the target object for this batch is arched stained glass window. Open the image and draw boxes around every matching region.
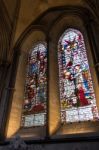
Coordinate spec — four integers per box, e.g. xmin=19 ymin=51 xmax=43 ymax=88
xmin=21 ymin=42 xmax=47 ymax=127
xmin=58 ymin=28 xmax=99 ymax=123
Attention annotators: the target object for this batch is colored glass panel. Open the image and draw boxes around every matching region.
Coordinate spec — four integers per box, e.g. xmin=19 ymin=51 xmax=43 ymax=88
xmin=58 ymin=28 xmax=99 ymax=123
xmin=21 ymin=43 xmax=47 ymax=127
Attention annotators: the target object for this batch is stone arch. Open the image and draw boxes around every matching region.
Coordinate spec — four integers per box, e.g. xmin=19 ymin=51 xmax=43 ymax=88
xmin=5 ymin=5 xmax=99 ymax=139
xmin=6 ymin=30 xmax=47 ymax=138
xmin=48 ymin=14 xmax=99 ymax=136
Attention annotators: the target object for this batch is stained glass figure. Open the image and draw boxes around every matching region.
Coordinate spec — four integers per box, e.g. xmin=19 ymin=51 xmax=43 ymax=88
xmin=21 ymin=43 xmax=47 ymax=127
xmin=58 ymin=28 xmax=99 ymax=123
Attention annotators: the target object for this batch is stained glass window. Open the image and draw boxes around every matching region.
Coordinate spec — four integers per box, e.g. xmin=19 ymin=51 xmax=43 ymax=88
xmin=58 ymin=28 xmax=99 ymax=123
xmin=21 ymin=42 xmax=47 ymax=127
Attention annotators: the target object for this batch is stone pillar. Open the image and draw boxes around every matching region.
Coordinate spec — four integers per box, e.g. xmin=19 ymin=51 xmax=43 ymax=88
xmin=0 ymin=50 xmax=20 ymax=140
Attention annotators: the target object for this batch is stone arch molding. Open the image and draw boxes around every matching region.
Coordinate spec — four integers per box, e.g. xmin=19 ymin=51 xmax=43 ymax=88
xmin=6 ymin=6 xmax=99 ymax=139
xmin=6 ymin=29 xmax=47 ymax=138
xmin=48 ymin=14 xmax=99 ymax=135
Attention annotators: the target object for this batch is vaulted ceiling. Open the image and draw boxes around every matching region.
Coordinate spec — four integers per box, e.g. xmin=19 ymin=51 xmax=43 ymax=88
xmin=1 ymin=0 xmax=99 ymax=62
xmin=3 ymin=0 xmax=97 ymax=44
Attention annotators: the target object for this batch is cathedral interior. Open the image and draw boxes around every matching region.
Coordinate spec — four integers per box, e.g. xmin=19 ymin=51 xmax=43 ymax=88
xmin=0 ymin=0 xmax=99 ymax=149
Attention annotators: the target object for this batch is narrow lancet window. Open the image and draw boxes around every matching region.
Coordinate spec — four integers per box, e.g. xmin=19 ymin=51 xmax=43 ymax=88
xmin=58 ymin=28 xmax=99 ymax=123
xmin=21 ymin=42 xmax=47 ymax=127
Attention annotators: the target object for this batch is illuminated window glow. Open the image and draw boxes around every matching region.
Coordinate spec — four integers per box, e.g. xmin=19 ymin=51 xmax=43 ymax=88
xmin=58 ymin=28 xmax=99 ymax=123
xmin=21 ymin=43 xmax=47 ymax=127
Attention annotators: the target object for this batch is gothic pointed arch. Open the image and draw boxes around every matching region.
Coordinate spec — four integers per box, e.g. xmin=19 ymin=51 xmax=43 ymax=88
xmin=5 ymin=5 xmax=99 ymax=139
xmin=58 ymin=28 xmax=99 ymax=123
xmin=21 ymin=42 xmax=47 ymax=127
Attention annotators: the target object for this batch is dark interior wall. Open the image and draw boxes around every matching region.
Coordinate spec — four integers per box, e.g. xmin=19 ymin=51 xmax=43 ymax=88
xmin=3 ymin=0 xmax=18 ymax=23
xmin=0 ymin=1 xmax=13 ymax=140
xmin=0 ymin=140 xmax=99 ymax=150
